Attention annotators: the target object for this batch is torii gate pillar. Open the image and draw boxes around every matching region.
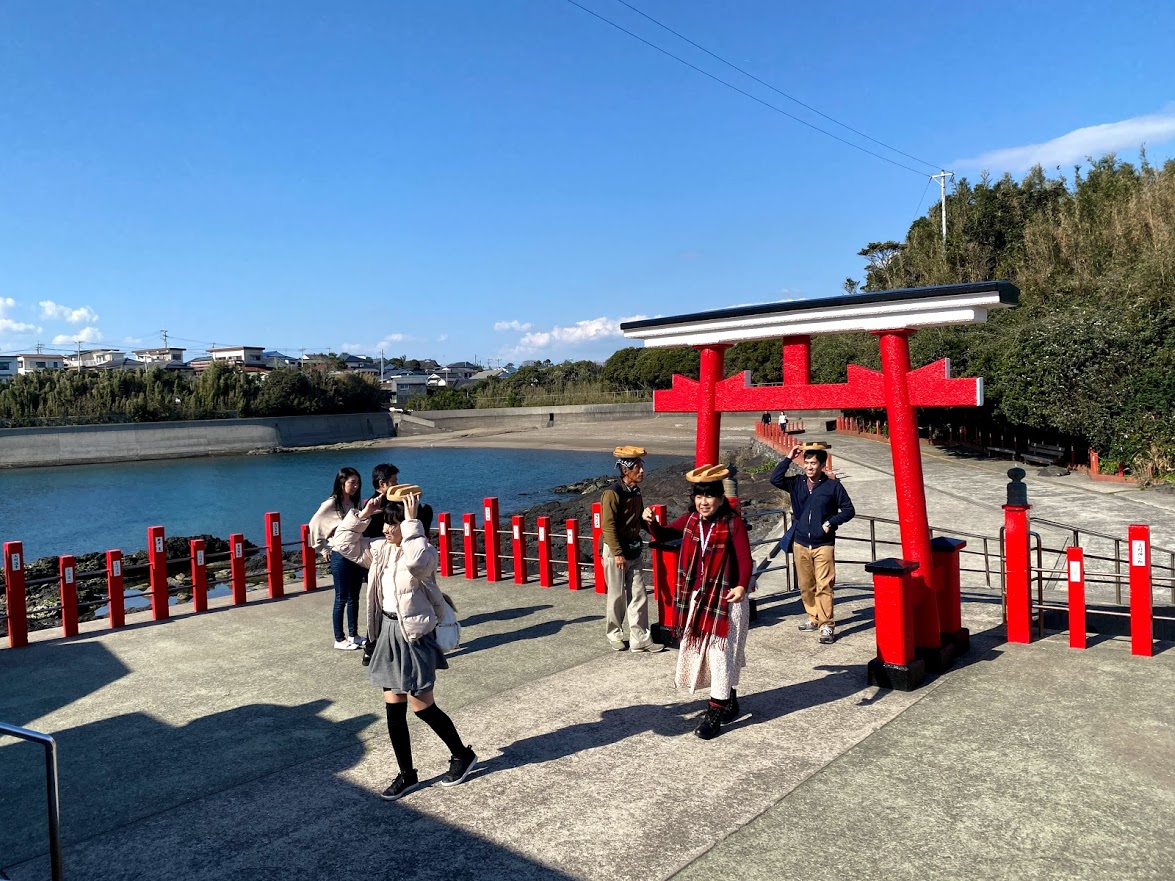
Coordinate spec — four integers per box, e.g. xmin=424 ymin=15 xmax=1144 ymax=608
xmin=695 ymin=344 xmax=730 ymax=468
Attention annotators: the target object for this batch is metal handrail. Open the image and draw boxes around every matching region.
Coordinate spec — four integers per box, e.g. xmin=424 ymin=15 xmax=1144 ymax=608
xmin=0 ymin=721 xmax=64 ymax=880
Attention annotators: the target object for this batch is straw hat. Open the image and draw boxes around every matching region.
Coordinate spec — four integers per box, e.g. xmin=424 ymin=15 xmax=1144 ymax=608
xmin=384 ymin=483 xmax=423 ymax=502
xmin=613 ymin=445 xmax=647 ymax=459
xmin=685 ymin=464 xmax=730 ymax=483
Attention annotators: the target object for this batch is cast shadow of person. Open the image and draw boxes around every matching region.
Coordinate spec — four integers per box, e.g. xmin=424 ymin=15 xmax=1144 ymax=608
xmin=481 ymin=665 xmax=876 ymax=776
xmin=449 ymin=614 xmax=598 ymax=656
xmin=459 ymin=604 xmax=555 ymax=629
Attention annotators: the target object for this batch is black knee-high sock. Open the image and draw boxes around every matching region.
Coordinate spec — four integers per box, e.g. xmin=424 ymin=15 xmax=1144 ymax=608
xmin=385 ymin=702 xmax=414 ymax=773
xmin=414 ymin=703 xmax=466 ymax=756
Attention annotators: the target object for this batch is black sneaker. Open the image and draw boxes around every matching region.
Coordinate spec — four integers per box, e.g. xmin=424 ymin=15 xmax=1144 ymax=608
xmin=797 ymin=620 xmax=819 ymax=633
xmin=720 ymin=690 xmax=740 ymax=723
xmin=694 ymin=705 xmax=724 ymax=740
xmin=380 ymin=770 xmax=420 ymax=801
xmin=440 ymin=747 xmax=478 ymax=787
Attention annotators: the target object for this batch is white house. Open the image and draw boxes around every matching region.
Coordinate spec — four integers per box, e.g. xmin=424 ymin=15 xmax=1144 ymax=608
xmin=133 ymin=346 xmax=187 ymax=366
xmin=0 ymin=355 xmax=17 ymax=382
xmin=16 ymin=354 xmax=65 ymax=375
xmin=64 ymin=349 xmax=127 ymax=369
xmin=208 ymin=346 xmax=266 ymax=368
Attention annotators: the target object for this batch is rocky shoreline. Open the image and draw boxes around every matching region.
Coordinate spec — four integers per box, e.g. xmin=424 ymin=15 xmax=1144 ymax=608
xmin=5 ymin=447 xmax=788 ymax=636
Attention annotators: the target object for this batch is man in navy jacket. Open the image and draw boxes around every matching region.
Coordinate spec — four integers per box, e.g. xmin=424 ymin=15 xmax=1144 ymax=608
xmin=770 ymin=445 xmax=855 ymax=644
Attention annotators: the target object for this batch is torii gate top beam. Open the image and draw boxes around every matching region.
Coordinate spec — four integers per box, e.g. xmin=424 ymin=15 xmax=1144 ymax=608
xmin=620 ymin=281 xmax=1019 ymax=348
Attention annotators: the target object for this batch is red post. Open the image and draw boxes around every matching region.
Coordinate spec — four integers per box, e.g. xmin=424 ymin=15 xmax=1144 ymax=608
xmin=3 ymin=542 xmax=28 ymax=649
xmin=693 ymin=344 xmax=729 ymax=468
xmin=265 ymin=512 xmax=284 ymax=598
xmin=191 ymin=539 xmax=208 ymax=613
xmin=649 ymin=504 xmax=676 ymax=633
xmin=230 ymin=533 xmax=246 ymax=605
xmin=437 ymin=513 xmax=454 ymax=577
xmin=931 ymin=536 xmax=968 ymax=653
xmin=300 ymin=524 xmax=317 ymax=592
xmin=592 ymin=502 xmax=605 ymax=594
xmin=876 ymin=330 xmax=938 ymax=651
xmin=147 ymin=525 xmax=169 ymax=621
xmin=59 ymin=555 xmax=78 ymax=638
xmin=483 ymin=498 xmax=502 ymax=582
xmin=566 ymin=519 xmax=582 ymax=591
xmin=866 ymin=558 xmax=926 ymax=691
xmin=1129 ymin=524 xmax=1153 ymax=657
xmin=537 ymin=516 xmax=553 ymax=587
xmin=1067 ymin=547 xmax=1085 ymax=650
xmin=462 ymin=513 xmax=479 ymax=580
xmin=512 ymin=515 xmax=528 ymax=584
xmin=105 ymin=549 xmax=125 ymax=629
xmin=1003 ymin=492 xmax=1033 ymax=644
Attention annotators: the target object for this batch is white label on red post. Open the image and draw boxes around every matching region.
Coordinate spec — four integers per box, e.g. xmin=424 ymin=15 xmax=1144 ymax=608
xmin=11 ymin=554 xmax=21 ymax=570
xmin=594 ymin=513 xmax=600 ymax=527
xmin=197 ymin=551 xmax=205 ymax=566
xmin=272 ymin=522 xmax=280 ymax=536
xmin=440 ymin=523 xmax=447 ymax=536
xmin=539 ymin=527 xmax=546 ymax=540
xmin=65 ymin=566 xmax=74 ymax=582
xmin=485 ymin=507 xmax=492 ymax=520
xmin=513 ymin=525 xmax=520 ymax=540
xmin=1068 ymin=560 xmax=1081 ymax=581
xmin=235 ymin=544 xmax=243 ymax=558
xmin=112 ymin=560 xmax=121 ymax=577
xmin=1131 ymin=540 xmax=1146 ymax=566
xmin=464 ymin=523 xmax=471 ymax=536
xmin=566 ymin=529 xmax=573 ymax=540
xmin=155 ymin=537 xmax=164 ymax=553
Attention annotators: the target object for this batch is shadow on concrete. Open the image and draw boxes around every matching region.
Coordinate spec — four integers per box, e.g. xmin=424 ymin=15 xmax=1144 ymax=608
xmin=450 ymin=615 xmax=598 ymax=657
xmin=459 ymin=603 xmax=554 ymax=629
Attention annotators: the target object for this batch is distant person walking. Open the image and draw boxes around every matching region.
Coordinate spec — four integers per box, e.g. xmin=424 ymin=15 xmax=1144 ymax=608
xmin=309 ymin=466 xmax=367 ymax=651
xmin=644 ymin=465 xmax=752 ymax=740
xmin=361 ymin=486 xmax=477 ymax=801
xmin=770 ymin=445 xmax=855 ymax=644
xmin=600 ymin=446 xmax=663 ymax=653
xmin=778 ymin=412 xmax=788 ymax=433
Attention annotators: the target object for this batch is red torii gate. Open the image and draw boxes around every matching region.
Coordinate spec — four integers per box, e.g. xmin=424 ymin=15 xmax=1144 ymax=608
xmin=622 ymin=281 xmax=1020 ymax=678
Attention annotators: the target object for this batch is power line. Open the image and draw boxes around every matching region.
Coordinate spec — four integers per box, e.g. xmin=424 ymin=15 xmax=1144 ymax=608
xmin=561 ymin=0 xmax=930 ymax=176
xmin=613 ymin=0 xmax=942 ymax=172
xmin=912 ymin=176 xmax=933 ymax=219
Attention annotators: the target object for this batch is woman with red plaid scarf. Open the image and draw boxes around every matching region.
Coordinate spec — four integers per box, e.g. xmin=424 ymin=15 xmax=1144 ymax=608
xmin=644 ymin=465 xmax=753 ymax=740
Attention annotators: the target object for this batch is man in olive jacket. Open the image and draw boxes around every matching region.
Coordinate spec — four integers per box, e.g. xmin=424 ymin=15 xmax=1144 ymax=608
xmin=770 ymin=445 xmax=855 ymax=644
xmin=600 ymin=446 xmax=663 ymax=652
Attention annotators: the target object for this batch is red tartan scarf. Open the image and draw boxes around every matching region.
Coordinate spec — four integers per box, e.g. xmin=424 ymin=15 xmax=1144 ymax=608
xmin=673 ymin=512 xmax=734 ymax=650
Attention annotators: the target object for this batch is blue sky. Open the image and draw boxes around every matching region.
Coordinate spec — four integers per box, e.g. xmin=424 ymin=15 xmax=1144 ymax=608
xmin=2 ymin=1 xmax=1173 ymax=366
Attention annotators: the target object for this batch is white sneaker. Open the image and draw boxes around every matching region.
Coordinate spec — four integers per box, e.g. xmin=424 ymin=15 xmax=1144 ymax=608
xmin=334 ymin=638 xmax=360 ymax=651
xmin=351 ymin=635 xmax=368 ymax=647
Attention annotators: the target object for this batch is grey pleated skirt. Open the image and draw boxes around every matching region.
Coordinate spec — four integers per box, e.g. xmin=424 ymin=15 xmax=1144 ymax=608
xmin=367 ymin=617 xmax=448 ymax=695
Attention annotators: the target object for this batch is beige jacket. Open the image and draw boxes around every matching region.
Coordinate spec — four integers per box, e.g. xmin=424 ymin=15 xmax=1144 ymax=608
xmin=327 ymin=509 xmax=378 ymax=566
xmin=308 ymin=498 xmax=354 ymax=557
xmin=365 ymin=520 xmax=444 ymax=642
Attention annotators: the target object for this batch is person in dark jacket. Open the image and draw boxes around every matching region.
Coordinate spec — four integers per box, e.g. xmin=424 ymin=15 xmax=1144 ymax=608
xmin=769 ymin=444 xmax=855 ymax=644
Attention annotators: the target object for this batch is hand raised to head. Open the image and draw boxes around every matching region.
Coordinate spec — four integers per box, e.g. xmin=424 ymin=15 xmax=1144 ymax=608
xmin=360 ymin=495 xmax=382 ymax=520
xmin=403 ymin=492 xmax=420 ymax=520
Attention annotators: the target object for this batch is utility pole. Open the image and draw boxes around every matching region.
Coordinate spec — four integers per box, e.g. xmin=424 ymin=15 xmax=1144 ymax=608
xmin=299 ymin=347 xmax=305 ymax=369
xmin=160 ymin=329 xmax=169 ymax=349
xmin=380 ymin=348 xmax=385 ymax=381
xmin=931 ymin=169 xmax=955 ymax=248
xmin=75 ymin=340 xmax=82 ymax=369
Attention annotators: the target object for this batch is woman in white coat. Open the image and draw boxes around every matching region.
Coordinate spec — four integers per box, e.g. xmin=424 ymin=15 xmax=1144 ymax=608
xmin=363 ymin=486 xmax=477 ymax=801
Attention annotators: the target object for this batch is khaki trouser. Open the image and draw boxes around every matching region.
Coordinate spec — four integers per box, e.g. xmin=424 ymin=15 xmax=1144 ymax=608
xmin=793 ymin=543 xmax=836 ymax=626
xmin=602 ymin=543 xmax=653 ymax=647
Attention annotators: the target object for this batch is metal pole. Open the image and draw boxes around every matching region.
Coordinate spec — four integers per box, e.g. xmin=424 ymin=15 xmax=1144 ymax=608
xmin=0 ymin=722 xmax=63 ymax=881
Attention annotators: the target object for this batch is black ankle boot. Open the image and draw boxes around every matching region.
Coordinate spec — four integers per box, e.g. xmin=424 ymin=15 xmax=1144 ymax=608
xmin=721 ymin=690 xmax=739 ymax=723
xmin=695 ymin=704 xmax=725 ymax=740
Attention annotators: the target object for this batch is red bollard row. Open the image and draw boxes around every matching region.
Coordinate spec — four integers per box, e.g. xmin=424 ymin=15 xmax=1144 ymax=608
xmin=3 ymin=512 xmax=310 ymax=648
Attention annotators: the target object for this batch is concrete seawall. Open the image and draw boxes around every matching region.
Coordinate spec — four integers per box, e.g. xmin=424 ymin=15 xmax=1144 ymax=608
xmin=394 ymin=402 xmax=654 ymax=435
xmin=0 ymin=412 xmax=394 ymax=469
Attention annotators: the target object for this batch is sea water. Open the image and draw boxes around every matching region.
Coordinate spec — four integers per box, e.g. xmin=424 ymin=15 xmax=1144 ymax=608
xmin=0 ymin=447 xmax=684 ymax=562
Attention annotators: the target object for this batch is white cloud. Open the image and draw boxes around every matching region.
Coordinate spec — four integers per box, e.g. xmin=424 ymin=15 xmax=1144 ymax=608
xmin=955 ymin=109 xmax=1175 ymax=173
xmin=436 ymin=334 xmax=448 ymax=343
xmin=39 ymin=300 xmax=100 ymax=324
xmin=51 ymin=326 xmax=103 ymax=345
xmin=339 ymin=334 xmax=411 ymax=356
xmin=494 ymin=320 xmax=532 ymax=332
xmin=0 ymin=297 xmax=41 ymax=334
xmin=512 ymin=315 xmax=649 ymax=353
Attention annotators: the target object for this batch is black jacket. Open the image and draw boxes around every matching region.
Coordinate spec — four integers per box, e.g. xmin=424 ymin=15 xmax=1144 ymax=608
xmin=769 ymin=460 xmax=855 ymax=548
